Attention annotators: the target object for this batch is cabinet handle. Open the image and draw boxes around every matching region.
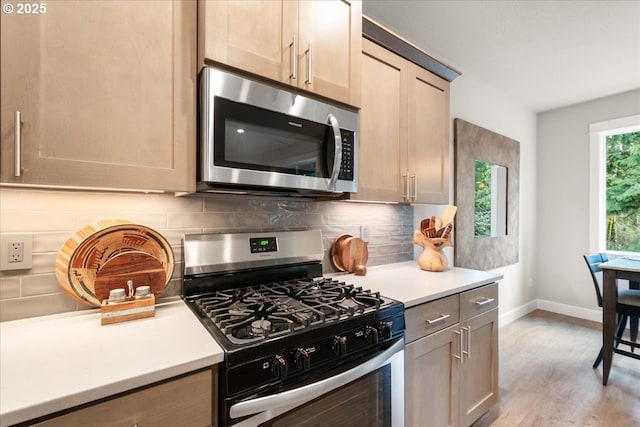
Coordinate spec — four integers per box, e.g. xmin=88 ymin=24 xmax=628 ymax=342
xmin=14 ymin=111 xmax=22 ymax=177
xmin=453 ymin=330 xmax=463 ymax=362
xmin=461 ymin=326 xmax=471 ymax=360
xmin=305 ymin=44 xmax=312 ymax=84
xmin=411 ymin=173 xmax=417 ymax=202
xmin=290 ymin=36 xmax=297 ymax=80
xmin=425 ymin=313 xmax=450 ymax=325
xmin=474 ymin=297 xmax=495 ymax=306
xmin=402 ymin=173 xmax=409 ymax=202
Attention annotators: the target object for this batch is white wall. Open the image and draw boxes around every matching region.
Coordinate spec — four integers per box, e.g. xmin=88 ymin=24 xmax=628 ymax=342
xmin=415 ymin=72 xmax=538 ymax=326
xmin=536 ymin=89 xmax=640 ymax=319
xmin=452 ymin=73 xmax=538 ymax=325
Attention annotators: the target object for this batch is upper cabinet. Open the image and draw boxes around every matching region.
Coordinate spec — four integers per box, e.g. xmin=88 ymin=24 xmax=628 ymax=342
xmin=198 ymin=0 xmax=362 ymax=107
xmin=353 ymin=37 xmax=451 ymax=204
xmin=0 ymin=0 xmax=196 ymax=193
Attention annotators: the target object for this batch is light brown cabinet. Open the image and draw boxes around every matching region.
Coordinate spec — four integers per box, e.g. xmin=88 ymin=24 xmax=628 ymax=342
xmin=405 ymin=283 xmax=498 ymax=427
xmin=0 ymin=0 xmax=196 ymax=193
xmin=354 ymin=38 xmax=450 ymax=204
xmin=31 ymin=368 xmax=215 ymax=427
xmin=198 ymin=0 xmax=361 ymax=107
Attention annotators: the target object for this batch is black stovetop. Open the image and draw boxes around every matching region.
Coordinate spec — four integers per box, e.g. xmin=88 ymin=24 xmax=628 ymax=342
xmin=187 ymin=276 xmax=395 ymax=346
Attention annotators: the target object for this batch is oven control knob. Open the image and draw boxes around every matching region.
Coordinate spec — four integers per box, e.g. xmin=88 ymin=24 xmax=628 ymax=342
xmin=271 ymin=355 xmax=288 ymax=380
xmin=294 ymin=348 xmax=311 ymax=370
xmin=331 ymin=336 xmax=348 ymax=356
xmin=365 ymin=326 xmax=379 ymax=344
xmin=379 ymin=321 xmax=393 ymax=340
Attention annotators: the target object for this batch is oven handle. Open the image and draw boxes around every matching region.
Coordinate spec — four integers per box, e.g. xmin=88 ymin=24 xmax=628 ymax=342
xmin=229 ymin=338 xmax=404 ymax=419
xmin=327 ymin=113 xmax=342 ymax=191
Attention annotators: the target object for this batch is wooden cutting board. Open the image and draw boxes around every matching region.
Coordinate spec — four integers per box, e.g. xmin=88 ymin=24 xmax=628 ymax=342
xmin=55 ymin=220 xmax=174 ymax=307
xmin=331 ymin=234 xmax=368 ymax=276
xmin=94 ymin=251 xmax=167 ymax=302
xmin=330 ymin=234 xmax=352 ymax=272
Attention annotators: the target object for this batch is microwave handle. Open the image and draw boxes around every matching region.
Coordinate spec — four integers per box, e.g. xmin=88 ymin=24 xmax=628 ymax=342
xmin=327 ymin=113 xmax=342 ymax=190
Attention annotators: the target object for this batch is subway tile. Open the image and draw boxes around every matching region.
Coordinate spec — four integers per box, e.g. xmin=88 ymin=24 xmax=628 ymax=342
xmin=30 ymin=252 xmax=58 ymax=275
xmin=167 ymin=212 xmax=235 ymax=229
xmin=0 ymin=277 xmax=21 ymax=299
xmin=0 ymin=188 xmax=22 ymax=210
xmin=32 ymin=232 xmax=74 ymax=253
xmin=203 ymin=195 xmax=261 ymax=213
xmin=76 ymin=213 xmax=167 ymax=230
xmin=22 ymin=273 xmax=60 ymax=297
xmin=233 ymin=213 xmax=285 ymax=230
xmin=0 ymin=211 xmax=78 ymax=232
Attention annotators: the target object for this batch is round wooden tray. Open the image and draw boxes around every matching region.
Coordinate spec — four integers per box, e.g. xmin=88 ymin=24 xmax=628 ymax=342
xmin=55 ymin=220 xmax=174 ymax=307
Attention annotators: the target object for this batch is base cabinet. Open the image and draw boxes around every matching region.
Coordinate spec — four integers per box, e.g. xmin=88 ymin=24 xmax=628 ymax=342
xmin=29 ymin=368 xmax=215 ymax=427
xmin=405 ymin=283 xmax=498 ymax=427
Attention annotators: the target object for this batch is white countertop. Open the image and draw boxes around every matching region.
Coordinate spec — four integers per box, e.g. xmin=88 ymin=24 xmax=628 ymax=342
xmin=0 ymin=261 xmax=501 ymax=426
xmin=0 ymin=299 xmax=224 ymax=427
xmin=330 ymin=261 xmax=503 ymax=308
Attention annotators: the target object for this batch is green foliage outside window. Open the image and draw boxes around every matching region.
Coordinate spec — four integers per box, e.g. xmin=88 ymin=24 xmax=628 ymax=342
xmin=606 ymin=131 xmax=640 ymax=252
xmin=474 ymin=161 xmax=491 ymax=237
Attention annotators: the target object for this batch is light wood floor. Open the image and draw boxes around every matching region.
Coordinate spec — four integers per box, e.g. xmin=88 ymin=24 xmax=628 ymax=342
xmin=472 ymin=310 xmax=640 ymax=427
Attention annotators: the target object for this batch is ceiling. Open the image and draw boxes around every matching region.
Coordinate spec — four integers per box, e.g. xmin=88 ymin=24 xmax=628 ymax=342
xmin=362 ymin=0 xmax=640 ymax=112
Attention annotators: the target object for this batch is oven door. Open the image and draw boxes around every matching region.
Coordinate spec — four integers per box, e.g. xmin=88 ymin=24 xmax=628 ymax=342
xmin=228 ymin=339 xmax=404 ymax=427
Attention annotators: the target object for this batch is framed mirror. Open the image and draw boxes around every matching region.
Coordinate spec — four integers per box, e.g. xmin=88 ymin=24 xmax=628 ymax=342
xmin=454 ymin=119 xmax=519 ymax=270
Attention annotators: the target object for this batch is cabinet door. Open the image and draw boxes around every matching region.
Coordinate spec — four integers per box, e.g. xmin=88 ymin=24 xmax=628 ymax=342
xmin=198 ymin=0 xmax=297 ymax=84
xmin=32 ymin=369 xmax=213 ymax=427
xmin=352 ymin=38 xmax=407 ymax=203
xmin=0 ymin=0 xmax=196 ymax=192
xmin=405 ymin=324 xmax=460 ymax=427
xmin=459 ymin=308 xmax=499 ymax=427
xmin=297 ymin=0 xmax=361 ymax=106
xmin=407 ymin=65 xmax=450 ymax=204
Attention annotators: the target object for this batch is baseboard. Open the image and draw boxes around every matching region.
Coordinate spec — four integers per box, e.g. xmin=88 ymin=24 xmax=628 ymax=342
xmin=535 ymin=299 xmax=602 ymax=323
xmin=498 ymin=299 xmax=603 ymax=329
xmin=499 ymin=300 xmax=537 ymax=328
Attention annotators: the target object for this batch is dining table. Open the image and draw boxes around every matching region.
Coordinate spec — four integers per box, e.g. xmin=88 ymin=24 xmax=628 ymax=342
xmin=599 ymin=257 xmax=640 ymax=385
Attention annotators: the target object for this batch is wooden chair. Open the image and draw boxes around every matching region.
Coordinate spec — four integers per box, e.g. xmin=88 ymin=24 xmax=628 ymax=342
xmin=583 ymin=253 xmax=640 ymax=368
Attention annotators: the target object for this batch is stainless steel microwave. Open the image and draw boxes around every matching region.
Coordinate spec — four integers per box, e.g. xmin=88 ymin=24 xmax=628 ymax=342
xmin=197 ymin=67 xmax=358 ymax=197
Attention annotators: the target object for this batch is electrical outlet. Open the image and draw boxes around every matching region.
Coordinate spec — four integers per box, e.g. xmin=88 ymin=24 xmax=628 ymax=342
xmin=0 ymin=233 xmax=33 ymax=271
xmin=9 ymin=242 xmax=24 ymax=263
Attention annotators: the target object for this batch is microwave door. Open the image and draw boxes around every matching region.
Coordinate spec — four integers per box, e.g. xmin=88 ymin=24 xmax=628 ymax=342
xmin=326 ymin=114 xmax=342 ymax=191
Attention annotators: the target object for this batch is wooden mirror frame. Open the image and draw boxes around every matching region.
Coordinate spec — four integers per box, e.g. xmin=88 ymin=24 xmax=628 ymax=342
xmin=454 ymin=118 xmax=520 ymax=270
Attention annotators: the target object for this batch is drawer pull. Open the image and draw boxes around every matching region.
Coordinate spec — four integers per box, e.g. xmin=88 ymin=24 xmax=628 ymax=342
xmin=474 ymin=297 xmax=495 ymax=306
xmin=425 ymin=313 xmax=451 ymax=325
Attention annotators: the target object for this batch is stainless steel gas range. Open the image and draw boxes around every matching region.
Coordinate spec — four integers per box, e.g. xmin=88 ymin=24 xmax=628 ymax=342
xmin=183 ymin=229 xmax=405 ymax=427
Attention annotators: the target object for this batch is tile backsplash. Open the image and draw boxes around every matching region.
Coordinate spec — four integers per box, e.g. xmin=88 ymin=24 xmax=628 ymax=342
xmin=0 ymin=188 xmax=413 ymax=322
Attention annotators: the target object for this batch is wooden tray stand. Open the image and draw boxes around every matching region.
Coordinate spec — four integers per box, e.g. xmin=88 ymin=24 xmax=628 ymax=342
xmin=100 ymin=295 xmax=155 ymax=326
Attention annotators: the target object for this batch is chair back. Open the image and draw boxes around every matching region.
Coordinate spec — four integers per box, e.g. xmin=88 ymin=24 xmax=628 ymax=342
xmin=583 ymin=253 xmax=609 ymax=308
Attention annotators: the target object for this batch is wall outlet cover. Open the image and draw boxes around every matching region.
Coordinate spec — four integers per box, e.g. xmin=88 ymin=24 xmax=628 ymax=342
xmin=0 ymin=233 xmax=33 ymax=271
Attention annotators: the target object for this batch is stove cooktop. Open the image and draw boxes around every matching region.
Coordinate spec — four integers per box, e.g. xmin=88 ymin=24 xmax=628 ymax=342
xmin=187 ymin=277 xmax=395 ymax=347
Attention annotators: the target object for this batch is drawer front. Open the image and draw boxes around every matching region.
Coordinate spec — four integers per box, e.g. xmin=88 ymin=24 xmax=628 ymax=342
xmin=460 ymin=282 xmax=499 ymax=321
xmin=405 ymin=294 xmax=459 ymax=343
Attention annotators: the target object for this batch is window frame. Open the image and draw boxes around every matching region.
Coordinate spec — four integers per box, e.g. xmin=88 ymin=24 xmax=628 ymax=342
xmin=588 ymin=114 xmax=640 ymax=254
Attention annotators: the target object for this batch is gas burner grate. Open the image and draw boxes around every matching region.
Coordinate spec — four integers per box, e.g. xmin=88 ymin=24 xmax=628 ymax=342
xmin=189 ymin=277 xmax=389 ymax=345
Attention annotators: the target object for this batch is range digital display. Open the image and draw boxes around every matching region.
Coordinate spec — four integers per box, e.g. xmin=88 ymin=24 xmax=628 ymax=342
xmin=250 ymin=237 xmax=278 ymax=253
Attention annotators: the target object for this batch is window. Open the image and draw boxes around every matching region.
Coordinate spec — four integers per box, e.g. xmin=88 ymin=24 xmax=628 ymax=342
xmin=589 ymin=115 xmax=640 ymax=254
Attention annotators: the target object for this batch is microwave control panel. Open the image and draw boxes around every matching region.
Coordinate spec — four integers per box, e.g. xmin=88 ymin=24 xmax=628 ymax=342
xmin=338 ymin=130 xmax=355 ymax=181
